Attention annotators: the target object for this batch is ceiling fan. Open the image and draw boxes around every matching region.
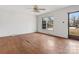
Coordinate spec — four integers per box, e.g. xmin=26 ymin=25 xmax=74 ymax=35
xmin=28 ymin=5 xmax=46 ymax=12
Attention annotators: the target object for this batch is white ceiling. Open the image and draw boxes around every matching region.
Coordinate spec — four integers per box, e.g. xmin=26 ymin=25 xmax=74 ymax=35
xmin=0 ymin=5 xmax=70 ymax=15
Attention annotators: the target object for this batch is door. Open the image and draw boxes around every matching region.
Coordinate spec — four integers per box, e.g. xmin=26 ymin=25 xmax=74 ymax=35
xmin=68 ymin=11 xmax=79 ymax=40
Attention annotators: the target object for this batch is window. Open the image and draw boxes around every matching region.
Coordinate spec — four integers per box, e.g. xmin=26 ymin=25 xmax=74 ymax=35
xmin=69 ymin=12 xmax=79 ymax=27
xmin=42 ymin=17 xmax=54 ymax=30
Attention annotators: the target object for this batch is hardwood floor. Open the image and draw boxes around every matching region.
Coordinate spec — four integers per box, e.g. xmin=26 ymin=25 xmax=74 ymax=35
xmin=0 ymin=33 xmax=79 ymax=54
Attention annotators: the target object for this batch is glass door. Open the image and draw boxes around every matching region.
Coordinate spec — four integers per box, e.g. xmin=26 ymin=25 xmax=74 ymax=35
xmin=68 ymin=11 xmax=79 ymax=40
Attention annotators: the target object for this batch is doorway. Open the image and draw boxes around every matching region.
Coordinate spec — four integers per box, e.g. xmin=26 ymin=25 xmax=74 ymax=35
xmin=68 ymin=11 xmax=79 ymax=40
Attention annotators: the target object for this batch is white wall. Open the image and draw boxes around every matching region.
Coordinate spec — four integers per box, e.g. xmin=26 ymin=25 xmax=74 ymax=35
xmin=0 ymin=9 xmax=36 ymax=37
xmin=37 ymin=5 xmax=79 ymax=38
